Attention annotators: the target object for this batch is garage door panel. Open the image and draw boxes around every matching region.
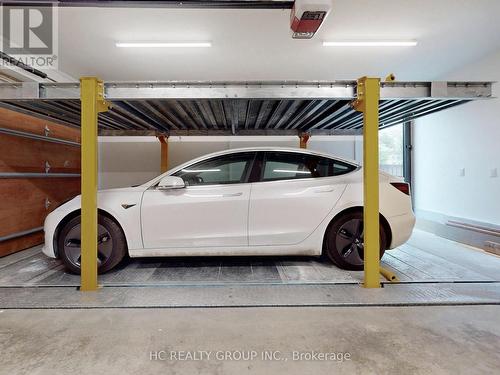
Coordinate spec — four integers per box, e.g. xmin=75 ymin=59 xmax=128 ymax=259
xmin=0 ymin=133 xmax=80 ymax=173
xmin=0 ymin=232 xmax=44 ymax=258
xmin=0 ymin=107 xmax=80 ymax=143
xmin=0 ymin=178 xmax=81 ymax=237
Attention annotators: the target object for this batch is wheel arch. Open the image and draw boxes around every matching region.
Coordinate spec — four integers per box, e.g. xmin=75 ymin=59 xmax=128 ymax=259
xmin=323 ymin=206 xmax=392 ymax=251
xmin=52 ymin=208 xmax=127 ymax=258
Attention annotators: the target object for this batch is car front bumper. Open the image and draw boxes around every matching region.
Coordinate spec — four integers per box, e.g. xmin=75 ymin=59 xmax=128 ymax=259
xmin=42 ymin=197 xmax=82 ymax=258
xmin=41 ymin=208 xmax=63 ymax=258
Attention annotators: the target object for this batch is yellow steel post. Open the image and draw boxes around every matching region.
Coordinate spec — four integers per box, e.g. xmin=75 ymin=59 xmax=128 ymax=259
xmin=80 ymin=77 xmax=110 ymax=291
xmin=299 ymin=133 xmax=310 ymax=149
xmin=158 ymin=135 xmax=169 ymax=173
xmin=352 ymin=77 xmax=381 ymax=288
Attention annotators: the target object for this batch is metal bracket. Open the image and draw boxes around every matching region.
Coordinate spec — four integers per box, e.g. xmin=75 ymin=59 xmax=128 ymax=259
xmin=97 ymin=80 xmax=111 ymax=113
xmin=351 ymin=76 xmax=367 ymax=113
xmin=44 ymin=125 xmax=51 ymax=137
xmin=45 ymin=198 xmax=51 ymax=210
xmin=97 ymin=100 xmax=111 ymax=113
xmin=45 ymin=161 xmax=51 ymax=173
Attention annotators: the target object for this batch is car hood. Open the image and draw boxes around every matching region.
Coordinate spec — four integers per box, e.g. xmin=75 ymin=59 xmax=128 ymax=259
xmin=97 ymin=185 xmax=146 ymax=195
xmin=53 ymin=185 xmax=146 ymax=212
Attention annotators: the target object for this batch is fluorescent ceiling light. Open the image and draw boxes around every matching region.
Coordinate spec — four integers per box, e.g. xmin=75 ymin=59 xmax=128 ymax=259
xmin=116 ymin=42 xmax=212 ymax=48
xmin=323 ymin=41 xmax=417 ymax=47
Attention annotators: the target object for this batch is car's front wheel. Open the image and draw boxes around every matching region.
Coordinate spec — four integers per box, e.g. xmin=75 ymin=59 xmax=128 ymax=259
xmin=58 ymin=214 xmax=127 ymax=274
xmin=324 ymin=211 xmax=387 ymax=270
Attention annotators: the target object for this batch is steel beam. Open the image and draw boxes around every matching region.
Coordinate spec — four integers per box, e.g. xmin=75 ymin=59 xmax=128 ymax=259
xmin=0 ymin=81 xmax=492 ymax=101
xmin=80 ymin=77 xmax=110 ymax=292
xmin=99 ymin=129 xmax=168 ymax=136
xmin=97 ymin=128 xmax=362 ymax=136
xmin=105 ymin=82 xmax=357 ymax=100
xmin=0 ymin=81 xmax=489 ymax=136
xmin=352 ymin=77 xmax=381 ymax=289
xmin=0 ymin=81 xmax=491 ymax=134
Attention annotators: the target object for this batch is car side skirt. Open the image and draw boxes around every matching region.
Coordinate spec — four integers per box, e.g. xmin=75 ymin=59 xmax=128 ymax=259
xmin=128 ymin=244 xmax=318 ymax=258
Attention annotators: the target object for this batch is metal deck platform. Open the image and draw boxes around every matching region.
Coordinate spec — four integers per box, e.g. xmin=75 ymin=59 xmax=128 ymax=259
xmin=1 ymin=230 xmax=499 ymax=308
xmin=0 ymin=80 xmax=492 ymax=135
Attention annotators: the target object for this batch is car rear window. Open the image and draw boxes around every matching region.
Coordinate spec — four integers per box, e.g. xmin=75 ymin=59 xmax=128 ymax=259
xmin=261 ymin=152 xmax=356 ymax=182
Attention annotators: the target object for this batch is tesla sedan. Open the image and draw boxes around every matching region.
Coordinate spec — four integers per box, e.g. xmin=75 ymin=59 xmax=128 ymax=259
xmin=42 ymin=147 xmax=415 ymax=273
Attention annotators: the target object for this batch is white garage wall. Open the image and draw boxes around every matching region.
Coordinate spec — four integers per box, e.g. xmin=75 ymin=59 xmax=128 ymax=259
xmin=98 ymin=136 xmax=161 ymax=189
xmin=166 ymin=136 xmax=299 ymax=169
xmin=413 ymin=49 xmax=500 ymax=226
xmin=98 ymin=135 xmax=362 ymax=189
xmin=309 ymin=136 xmax=363 ymax=163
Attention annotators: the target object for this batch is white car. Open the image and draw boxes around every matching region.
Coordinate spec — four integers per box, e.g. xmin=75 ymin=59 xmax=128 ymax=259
xmin=42 ymin=147 xmax=415 ymax=273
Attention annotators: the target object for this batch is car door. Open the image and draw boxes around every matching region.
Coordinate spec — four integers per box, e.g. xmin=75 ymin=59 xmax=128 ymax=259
xmin=141 ymin=152 xmax=256 ymax=249
xmin=248 ymin=151 xmax=356 ymax=246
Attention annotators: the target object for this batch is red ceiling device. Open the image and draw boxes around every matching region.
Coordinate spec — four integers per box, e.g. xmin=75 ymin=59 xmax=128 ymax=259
xmin=290 ymin=0 xmax=332 ymax=39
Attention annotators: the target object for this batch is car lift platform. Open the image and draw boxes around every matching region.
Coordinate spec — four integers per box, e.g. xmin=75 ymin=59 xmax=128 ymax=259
xmin=0 ymin=80 xmax=492 ymax=136
xmin=1 ymin=230 xmax=499 ymax=308
xmin=0 ymin=79 xmax=496 ymax=300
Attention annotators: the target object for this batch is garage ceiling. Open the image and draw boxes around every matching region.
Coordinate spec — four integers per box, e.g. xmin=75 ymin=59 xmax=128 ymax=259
xmin=0 ymin=80 xmax=492 ymax=135
xmin=50 ymin=0 xmax=500 ymax=82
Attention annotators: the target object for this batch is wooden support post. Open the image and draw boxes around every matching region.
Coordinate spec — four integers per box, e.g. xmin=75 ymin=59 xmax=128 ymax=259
xmin=158 ymin=135 xmax=169 ymax=173
xmin=299 ymin=133 xmax=310 ymax=149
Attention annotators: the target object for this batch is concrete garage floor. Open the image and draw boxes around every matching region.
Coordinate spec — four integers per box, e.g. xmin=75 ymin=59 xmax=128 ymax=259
xmin=1 ymin=306 xmax=500 ymax=375
xmin=1 ymin=230 xmax=500 ymax=374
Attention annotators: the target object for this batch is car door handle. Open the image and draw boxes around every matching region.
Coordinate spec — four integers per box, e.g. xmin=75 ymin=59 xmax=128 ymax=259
xmin=314 ymin=187 xmax=336 ymax=193
xmin=222 ymin=192 xmax=243 ymax=197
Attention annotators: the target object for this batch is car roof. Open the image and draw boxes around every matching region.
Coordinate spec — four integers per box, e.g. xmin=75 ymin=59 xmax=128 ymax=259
xmin=194 ymin=146 xmax=360 ymax=166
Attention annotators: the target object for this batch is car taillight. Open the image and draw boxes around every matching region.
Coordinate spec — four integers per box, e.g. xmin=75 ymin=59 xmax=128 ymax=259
xmin=391 ymin=182 xmax=410 ymax=196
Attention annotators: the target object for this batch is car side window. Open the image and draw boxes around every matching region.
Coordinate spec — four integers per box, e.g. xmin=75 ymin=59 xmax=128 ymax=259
xmin=173 ymin=152 xmax=255 ymax=186
xmin=261 ymin=151 xmax=356 ymax=182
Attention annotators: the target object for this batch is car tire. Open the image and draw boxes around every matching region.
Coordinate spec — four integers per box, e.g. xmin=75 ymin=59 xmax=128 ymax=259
xmin=323 ymin=210 xmax=387 ymax=271
xmin=58 ymin=214 xmax=127 ymax=274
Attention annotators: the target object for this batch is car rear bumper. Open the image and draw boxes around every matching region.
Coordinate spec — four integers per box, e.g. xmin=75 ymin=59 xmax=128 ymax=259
xmin=387 ymin=211 xmax=416 ymax=249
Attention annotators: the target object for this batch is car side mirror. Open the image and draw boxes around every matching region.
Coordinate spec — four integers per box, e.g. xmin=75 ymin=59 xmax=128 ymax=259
xmin=157 ymin=176 xmax=185 ymax=190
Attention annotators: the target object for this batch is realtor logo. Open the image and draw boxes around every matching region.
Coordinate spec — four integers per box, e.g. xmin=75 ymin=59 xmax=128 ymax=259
xmin=1 ymin=3 xmax=58 ymax=69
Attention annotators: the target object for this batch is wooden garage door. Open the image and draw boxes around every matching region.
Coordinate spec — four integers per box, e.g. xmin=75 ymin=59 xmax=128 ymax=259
xmin=0 ymin=107 xmax=81 ymax=257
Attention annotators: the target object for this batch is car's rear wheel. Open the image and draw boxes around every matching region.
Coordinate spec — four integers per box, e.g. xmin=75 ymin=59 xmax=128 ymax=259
xmin=324 ymin=211 xmax=387 ymax=270
xmin=58 ymin=214 xmax=127 ymax=274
